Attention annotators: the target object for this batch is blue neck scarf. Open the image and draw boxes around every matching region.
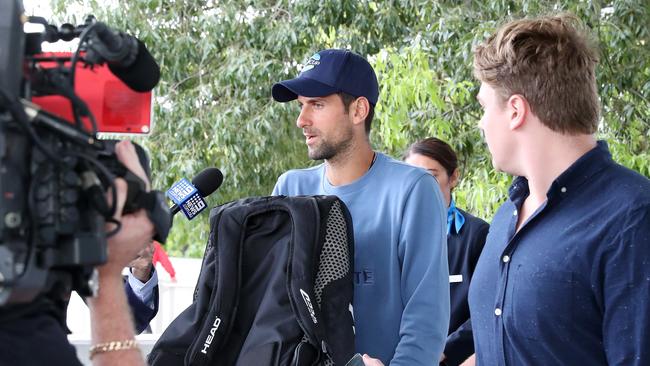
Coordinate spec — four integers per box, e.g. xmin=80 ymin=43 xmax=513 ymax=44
xmin=447 ymin=199 xmax=465 ymax=235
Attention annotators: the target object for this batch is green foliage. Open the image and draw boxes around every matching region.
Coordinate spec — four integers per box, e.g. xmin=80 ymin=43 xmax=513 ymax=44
xmin=47 ymin=0 xmax=650 ymax=257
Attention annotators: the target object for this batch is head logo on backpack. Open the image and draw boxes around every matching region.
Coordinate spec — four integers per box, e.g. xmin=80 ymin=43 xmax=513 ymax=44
xmin=200 ymin=315 xmax=221 ymax=354
xmin=148 ymin=195 xmax=356 ymax=366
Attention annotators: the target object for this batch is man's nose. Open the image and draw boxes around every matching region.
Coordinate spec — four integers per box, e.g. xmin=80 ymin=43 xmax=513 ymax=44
xmin=296 ymin=107 xmax=310 ymax=129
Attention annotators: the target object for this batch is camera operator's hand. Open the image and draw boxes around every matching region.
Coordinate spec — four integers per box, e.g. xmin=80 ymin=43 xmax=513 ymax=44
xmin=100 ymin=140 xmax=155 ymax=277
xmin=116 ymin=139 xmax=151 ymax=191
xmin=88 ymin=140 xmax=154 ymax=366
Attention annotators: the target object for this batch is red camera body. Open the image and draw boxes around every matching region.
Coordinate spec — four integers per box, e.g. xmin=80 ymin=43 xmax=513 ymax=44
xmin=31 ymin=52 xmax=153 ymax=134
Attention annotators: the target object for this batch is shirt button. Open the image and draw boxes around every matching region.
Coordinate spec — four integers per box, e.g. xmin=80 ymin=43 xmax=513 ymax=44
xmin=495 ymin=308 xmax=502 ymax=316
xmin=513 ymin=210 xmax=518 ymax=216
xmin=502 ymin=255 xmax=510 ymax=263
xmin=561 ymin=187 xmax=567 ymax=193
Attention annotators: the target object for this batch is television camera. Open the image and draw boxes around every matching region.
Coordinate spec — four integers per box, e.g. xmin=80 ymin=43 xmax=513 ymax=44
xmin=0 ymin=0 xmax=171 ymax=307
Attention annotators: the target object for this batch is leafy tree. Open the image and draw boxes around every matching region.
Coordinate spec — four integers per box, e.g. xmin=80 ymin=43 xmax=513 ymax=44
xmin=45 ymin=0 xmax=649 ymax=256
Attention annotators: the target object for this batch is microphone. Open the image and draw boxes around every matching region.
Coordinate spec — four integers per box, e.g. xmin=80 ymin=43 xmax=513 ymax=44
xmin=167 ymin=168 xmax=223 ymax=219
xmin=87 ymin=22 xmax=160 ymax=92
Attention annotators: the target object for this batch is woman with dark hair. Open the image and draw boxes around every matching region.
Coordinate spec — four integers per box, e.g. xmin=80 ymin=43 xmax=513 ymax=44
xmin=404 ymin=137 xmax=488 ymax=366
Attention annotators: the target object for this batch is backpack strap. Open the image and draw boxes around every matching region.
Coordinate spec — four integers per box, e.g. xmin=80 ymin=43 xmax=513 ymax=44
xmin=185 ymin=202 xmax=245 ymax=365
xmin=148 ymin=205 xmax=234 ymax=366
xmin=315 ymin=197 xmax=356 ymax=366
xmin=283 ymin=196 xmax=329 ymax=354
xmin=285 ymin=196 xmax=355 ymax=365
xmin=288 ymin=196 xmax=354 ymax=366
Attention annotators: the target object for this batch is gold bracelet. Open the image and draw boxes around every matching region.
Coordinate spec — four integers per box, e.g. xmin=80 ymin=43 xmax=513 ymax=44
xmin=89 ymin=339 xmax=140 ymax=360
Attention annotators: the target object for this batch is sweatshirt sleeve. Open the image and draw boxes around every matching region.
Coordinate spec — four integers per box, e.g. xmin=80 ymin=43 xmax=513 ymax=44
xmin=391 ymin=173 xmax=450 ymax=366
xmin=272 ymin=173 xmax=286 ymax=195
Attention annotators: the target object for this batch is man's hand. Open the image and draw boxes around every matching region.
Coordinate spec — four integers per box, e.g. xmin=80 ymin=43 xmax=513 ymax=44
xmin=362 ymin=354 xmax=385 ymax=366
xmin=129 ymin=240 xmax=155 ymax=282
xmin=100 ymin=140 xmax=155 ymax=277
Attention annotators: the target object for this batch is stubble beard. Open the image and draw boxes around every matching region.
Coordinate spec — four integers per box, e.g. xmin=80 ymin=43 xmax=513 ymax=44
xmin=307 ymin=127 xmax=354 ymax=162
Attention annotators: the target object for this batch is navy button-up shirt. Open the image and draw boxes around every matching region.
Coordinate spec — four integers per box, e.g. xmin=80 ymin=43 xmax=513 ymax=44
xmin=469 ymin=141 xmax=650 ymax=365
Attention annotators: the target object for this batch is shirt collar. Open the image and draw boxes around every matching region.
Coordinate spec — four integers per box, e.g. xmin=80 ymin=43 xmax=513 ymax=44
xmin=508 ymin=140 xmax=613 ymax=204
xmin=547 ymin=140 xmax=612 ymax=200
xmin=447 ymin=199 xmax=465 ymax=235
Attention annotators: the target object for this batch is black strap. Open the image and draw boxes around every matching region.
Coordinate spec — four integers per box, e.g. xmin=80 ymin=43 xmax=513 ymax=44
xmin=286 ymin=197 xmax=329 ymax=356
xmin=185 ymin=205 xmax=241 ymax=365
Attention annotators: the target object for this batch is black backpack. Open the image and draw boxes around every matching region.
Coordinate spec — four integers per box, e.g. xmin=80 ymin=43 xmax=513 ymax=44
xmin=148 ymin=195 xmax=356 ymax=366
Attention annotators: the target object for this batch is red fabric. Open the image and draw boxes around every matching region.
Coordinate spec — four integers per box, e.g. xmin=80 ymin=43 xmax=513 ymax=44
xmin=152 ymin=241 xmax=176 ymax=279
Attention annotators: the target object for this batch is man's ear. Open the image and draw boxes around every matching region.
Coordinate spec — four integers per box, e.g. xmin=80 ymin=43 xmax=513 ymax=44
xmin=449 ymin=168 xmax=460 ymax=189
xmin=507 ymin=94 xmax=529 ymax=130
xmin=351 ymin=97 xmax=370 ymax=126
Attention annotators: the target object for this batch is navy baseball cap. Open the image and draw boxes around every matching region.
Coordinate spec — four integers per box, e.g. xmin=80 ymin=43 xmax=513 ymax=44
xmin=272 ymin=49 xmax=379 ymax=105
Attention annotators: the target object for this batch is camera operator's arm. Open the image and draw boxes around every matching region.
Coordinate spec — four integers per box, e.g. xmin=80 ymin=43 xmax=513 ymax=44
xmin=87 ymin=140 xmax=154 ymax=366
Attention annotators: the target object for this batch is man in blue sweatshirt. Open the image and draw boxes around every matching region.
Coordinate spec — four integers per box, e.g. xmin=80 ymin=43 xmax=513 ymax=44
xmin=271 ymin=49 xmax=450 ymax=366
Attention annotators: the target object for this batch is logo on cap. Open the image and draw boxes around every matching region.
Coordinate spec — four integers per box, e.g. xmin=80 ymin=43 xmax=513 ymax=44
xmin=300 ymin=53 xmax=321 ymax=73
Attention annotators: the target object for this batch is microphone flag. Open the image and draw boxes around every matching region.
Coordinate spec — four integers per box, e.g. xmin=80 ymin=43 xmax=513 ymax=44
xmin=166 ymin=178 xmax=207 ymax=219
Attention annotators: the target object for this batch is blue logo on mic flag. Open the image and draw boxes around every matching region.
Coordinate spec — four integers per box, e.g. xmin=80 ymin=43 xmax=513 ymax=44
xmin=167 ymin=178 xmax=196 ymax=203
xmin=167 ymin=178 xmax=207 ymax=220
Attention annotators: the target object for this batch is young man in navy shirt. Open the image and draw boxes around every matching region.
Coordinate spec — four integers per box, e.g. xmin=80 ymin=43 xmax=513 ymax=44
xmin=468 ymin=14 xmax=650 ymax=365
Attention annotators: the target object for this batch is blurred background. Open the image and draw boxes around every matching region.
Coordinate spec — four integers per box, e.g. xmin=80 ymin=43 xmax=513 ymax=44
xmin=24 ymin=0 xmax=650 ymax=257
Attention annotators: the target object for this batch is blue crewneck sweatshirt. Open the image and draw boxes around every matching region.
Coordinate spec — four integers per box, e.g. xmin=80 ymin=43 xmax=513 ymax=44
xmin=273 ymin=152 xmax=449 ymax=365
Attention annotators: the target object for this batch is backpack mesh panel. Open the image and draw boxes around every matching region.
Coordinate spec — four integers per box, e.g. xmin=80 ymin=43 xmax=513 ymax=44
xmin=303 ymin=200 xmax=350 ymax=365
xmin=314 ymin=200 xmax=351 ymax=304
